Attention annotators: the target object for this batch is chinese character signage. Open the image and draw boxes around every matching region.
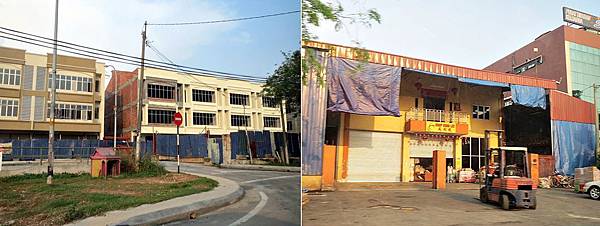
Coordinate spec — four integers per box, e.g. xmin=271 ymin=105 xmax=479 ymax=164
xmin=425 ymin=122 xmax=457 ymax=133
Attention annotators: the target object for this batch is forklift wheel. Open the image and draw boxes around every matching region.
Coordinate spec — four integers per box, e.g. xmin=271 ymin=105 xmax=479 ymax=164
xmin=500 ymin=194 xmax=510 ymax=210
xmin=479 ymin=190 xmax=488 ymax=203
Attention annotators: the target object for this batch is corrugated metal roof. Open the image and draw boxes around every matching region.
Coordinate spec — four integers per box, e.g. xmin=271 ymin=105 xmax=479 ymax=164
xmin=303 ymin=40 xmax=558 ymax=90
xmin=549 ymin=90 xmax=596 ymax=124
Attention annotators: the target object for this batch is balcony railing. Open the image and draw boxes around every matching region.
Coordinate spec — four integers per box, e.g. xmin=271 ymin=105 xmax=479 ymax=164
xmin=406 ymin=108 xmax=470 ymax=124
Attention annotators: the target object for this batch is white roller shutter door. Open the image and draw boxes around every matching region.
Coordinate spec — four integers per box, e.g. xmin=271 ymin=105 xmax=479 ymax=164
xmin=347 ymin=130 xmax=402 ymax=182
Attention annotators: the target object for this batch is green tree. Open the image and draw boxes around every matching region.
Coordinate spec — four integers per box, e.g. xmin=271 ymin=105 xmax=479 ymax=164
xmin=301 ymin=0 xmax=381 ymax=82
xmin=263 ymin=50 xmax=301 ymax=116
xmin=302 ymin=0 xmax=381 ymax=40
xmin=262 ymin=50 xmax=301 ymax=165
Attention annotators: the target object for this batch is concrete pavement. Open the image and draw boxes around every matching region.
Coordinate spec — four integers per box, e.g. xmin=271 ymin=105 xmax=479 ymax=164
xmin=303 ymin=186 xmax=600 ymax=226
xmin=162 ymin=161 xmax=301 ymax=226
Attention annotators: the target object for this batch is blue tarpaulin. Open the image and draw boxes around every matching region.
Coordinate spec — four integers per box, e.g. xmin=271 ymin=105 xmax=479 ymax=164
xmin=510 ymin=84 xmax=547 ymax=109
xmin=552 ymin=120 xmax=596 ymax=176
xmin=403 ymin=68 xmax=457 ymax=79
xmin=459 ymin=77 xmax=509 ymax=88
xmin=327 ymin=57 xmax=402 ymax=116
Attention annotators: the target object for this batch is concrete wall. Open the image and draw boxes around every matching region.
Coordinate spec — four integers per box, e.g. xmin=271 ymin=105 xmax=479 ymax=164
xmin=0 ymin=159 xmax=90 ymax=177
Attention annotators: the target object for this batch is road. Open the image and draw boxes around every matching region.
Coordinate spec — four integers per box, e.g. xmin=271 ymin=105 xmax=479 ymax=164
xmin=161 ymin=161 xmax=300 ymax=226
xmin=303 ymin=185 xmax=600 ymax=226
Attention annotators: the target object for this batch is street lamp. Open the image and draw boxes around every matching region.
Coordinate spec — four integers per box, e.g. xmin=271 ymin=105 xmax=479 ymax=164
xmin=105 ymin=65 xmax=117 ymax=150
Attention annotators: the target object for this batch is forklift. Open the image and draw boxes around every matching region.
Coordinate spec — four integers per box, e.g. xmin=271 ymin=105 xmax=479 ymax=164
xmin=479 ymin=130 xmax=537 ymax=210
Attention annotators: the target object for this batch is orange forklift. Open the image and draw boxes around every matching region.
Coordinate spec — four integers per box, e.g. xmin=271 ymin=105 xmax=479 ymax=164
xmin=479 ymin=130 xmax=537 ymax=210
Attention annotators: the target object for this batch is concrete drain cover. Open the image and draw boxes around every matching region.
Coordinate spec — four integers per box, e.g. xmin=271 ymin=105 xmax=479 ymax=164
xmin=368 ymin=204 xmax=419 ymax=211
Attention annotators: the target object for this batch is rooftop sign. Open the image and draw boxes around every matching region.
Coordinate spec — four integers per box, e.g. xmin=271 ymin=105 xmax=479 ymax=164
xmin=563 ymin=7 xmax=600 ymax=32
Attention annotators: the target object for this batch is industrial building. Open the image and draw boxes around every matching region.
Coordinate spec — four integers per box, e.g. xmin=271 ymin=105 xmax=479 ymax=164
xmin=104 ymin=66 xmax=286 ymax=142
xmin=485 ymin=11 xmax=600 ymax=111
xmin=301 ymin=40 xmax=595 ymax=191
xmin=0 ymin=46 xmax=105 ymax=140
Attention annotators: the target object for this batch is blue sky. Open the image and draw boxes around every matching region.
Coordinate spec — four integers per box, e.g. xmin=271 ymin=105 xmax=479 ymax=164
xmin=309 ymin=0 xmax=600 ymax=69
xmin=0 ymin=0 xmax=300 ymax=79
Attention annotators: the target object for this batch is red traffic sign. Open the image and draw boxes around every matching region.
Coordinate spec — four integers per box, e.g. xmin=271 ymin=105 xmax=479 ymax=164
xmin=173 ymin=112 xmax=183 ymax=126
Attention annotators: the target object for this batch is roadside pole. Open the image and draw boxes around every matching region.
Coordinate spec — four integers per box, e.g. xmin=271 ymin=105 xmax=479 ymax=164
xmin=177 ymin=125 xmax=180 ymax=173
xmin=47 ymin=0 xmax=59 ymax=185
xmin=594 ymin=84 xmax=599 ymax=164
xmin=136 ymin=21 xmax=147 ymax=169
xmin=173 ymin=112 xmax=183 ymax=173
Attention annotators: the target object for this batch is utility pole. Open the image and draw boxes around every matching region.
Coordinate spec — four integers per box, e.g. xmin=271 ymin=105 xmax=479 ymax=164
xmin=594 ymin=84 xmax=599 ymax=164
xmin=279 ymin=101 xmax=290 ymax=165
xmin=47 ymin=0 xmax=59 ymax=185
xmin=243 ymin=104 xmax=253 ymax=164
xmin=136 ymin=21 xmax=147 ymax=168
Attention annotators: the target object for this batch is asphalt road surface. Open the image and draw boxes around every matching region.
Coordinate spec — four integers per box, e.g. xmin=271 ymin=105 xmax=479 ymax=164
xmin=303 ymin=186 xmax=600 ymax=226
xmin=161 ymin=162 xmax=300 ymax=226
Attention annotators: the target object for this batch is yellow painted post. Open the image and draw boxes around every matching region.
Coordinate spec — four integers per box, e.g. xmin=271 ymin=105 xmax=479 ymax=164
xmin=401 ymin=134 xmax=411 ymax=182
xmin=454 ymin=138 xmax=462 ymax=170
xmin=336 ymin=113 xmax=346 ymax=181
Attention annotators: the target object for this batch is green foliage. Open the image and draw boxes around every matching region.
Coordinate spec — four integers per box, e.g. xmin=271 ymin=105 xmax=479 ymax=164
xmin=122 ymin=158 xmax=168 ymax=178
xmin=302 ymin=0 xmax=381 ymax=40
xmin=301 ymin=0 xmax=381 ymax=84
xmin=262 ymin=50 xmax=301 ymax=116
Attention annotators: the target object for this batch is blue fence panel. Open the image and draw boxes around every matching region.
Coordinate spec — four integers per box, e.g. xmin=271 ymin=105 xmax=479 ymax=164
xmin=216 ymin=137 xmax=223 ymax=164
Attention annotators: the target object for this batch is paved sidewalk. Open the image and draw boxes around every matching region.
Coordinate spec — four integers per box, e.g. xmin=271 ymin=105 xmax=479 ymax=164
xmin=67 ymin=170 xmax=243 ymax=226
xmin=220 ymin=164 xmax=300 ymax=172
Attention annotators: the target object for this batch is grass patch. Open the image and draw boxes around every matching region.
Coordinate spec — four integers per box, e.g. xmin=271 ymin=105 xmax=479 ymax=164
xmin=0 ymin=161 xmax=217 ymax=226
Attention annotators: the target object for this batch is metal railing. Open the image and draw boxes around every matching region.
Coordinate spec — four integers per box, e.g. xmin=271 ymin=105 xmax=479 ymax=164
xmin=406 ymin=108 xmax=470 ymax=124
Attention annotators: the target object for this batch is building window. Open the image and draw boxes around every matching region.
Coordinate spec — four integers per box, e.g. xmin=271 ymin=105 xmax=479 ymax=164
xmin=231 ymin=115 xmax=250 ymax=127
xmin=95 ymin=80 xmax=100 ymax=92
xmin=287 ymin=121 xmax=293 ymax=130
xmin=48 ymin=74 xmax=92 ymax=92
xmin=262 ymin=97 xmax=278 ymax=108
xmin=147 ymin=84 xmax=175 ymax=99
xmin=47 ymin=103 xmax=92 ymax=120
xmin=461 ymin=137 xmax=485 ymax=171
xmin=0 ymin=99 xmax=19 ymax=117
xmin=192 ymin=89 xmax=215 ymax=103
xmin=94 ymin=102 xmax=100 ymax=119
xmin=472 ymin=105 xmax=490 ymax=120
xmin=263 ymin=116 xmax=281 ymax=128
xmin=0 ymin=68 xmax=21 ymax=86
xmin=229 ymin=93 xmax=249 ymax=106
xmin=148 ymin=109 xmax=175 ymax=124
xmin=193 ymin=112 xmax=216 ymax=126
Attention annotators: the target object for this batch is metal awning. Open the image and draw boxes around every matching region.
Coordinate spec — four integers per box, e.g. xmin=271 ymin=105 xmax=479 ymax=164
xmin=403 ymin=68 xmax=509 ymax=88
xmin=458 ymin=77 xmax=509 ymax=88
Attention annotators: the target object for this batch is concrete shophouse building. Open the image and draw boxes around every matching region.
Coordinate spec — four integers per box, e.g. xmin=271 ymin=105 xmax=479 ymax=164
xmin=0 ymin=46 xmax=105 ymax=140
xmin=301 ymin=41 xmax=566 ymax=190
xmin=485 ymin=25 xmax=600 ymax=111
xmin=104 ymin=67 xmax=285 ymax=142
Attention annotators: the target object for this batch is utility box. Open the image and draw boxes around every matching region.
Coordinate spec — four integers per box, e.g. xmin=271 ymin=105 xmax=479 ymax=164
xmin=90 ymin=148 xmax=121 ymax=177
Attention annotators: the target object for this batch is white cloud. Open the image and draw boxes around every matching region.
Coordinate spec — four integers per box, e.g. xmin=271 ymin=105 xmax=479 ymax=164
xmin=0 ymin=0 xmax=239 ymax=71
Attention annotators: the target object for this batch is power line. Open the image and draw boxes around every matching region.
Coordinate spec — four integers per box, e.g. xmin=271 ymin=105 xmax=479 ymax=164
xmin=0 ymin=26 xmax=265 ymax=81
xmin=147 ymin=10 xmax=299 ymax=26
xmin=0 ymin=33 xmax=266 ymax=82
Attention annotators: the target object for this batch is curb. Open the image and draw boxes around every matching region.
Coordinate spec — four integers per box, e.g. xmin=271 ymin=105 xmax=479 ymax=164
xmin=220 ymin=164 xmax=300 ymax=172
xmin=68 ymin=171 xmax=244 ymax=226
